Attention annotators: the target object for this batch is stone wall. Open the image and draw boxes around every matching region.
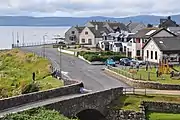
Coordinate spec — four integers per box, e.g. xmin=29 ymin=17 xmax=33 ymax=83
xmin=143 ymin=101 xmax=180 ymax=113
xmin=0 ymin=81 xmax=82 ymax=111
xmin=104 ymin=68 xmax=180 ymax=90
xmin=106 ymin=109 xmax=146 ymax=120
xmin=44 ymin=87 xmax=123 ymax=117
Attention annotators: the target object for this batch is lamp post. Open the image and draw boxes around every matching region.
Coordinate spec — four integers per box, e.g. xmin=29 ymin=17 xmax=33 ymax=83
xmin=43 ymin=34 xmax=48 ymax=58
xmin=58 ymin=45 xmax=62 ymax=79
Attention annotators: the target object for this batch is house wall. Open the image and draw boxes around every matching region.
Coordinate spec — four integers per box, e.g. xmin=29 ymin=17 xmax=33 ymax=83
xmin=153 ymin=30 xmax=175 ymax=37
xmin=143 ymin=40 xmax=162 ymax=63
xmin=79 ymin=27 xmax=95 ymax=47
xmin=65 ymin=27 xmax=79 ymax=43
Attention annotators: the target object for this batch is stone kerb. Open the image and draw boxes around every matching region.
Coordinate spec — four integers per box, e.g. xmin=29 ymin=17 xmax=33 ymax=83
xmin=0 ymin=80 xmax=82 ymax=111
xmin=104 ymin=68 xmax=180 ymax=90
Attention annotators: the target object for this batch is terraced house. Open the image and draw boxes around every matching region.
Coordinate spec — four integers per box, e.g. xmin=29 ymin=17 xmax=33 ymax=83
xmin=126 ymin=28 xmax=176 ymax=59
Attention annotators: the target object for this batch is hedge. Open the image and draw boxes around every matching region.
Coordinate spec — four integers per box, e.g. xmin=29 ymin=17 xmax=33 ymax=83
xmin=79 ymin=51 xmax=126 ymax=62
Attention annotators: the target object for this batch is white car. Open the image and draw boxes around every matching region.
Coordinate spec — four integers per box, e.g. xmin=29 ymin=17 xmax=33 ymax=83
xmin=131 ymin=59 xmax=146 ymax=65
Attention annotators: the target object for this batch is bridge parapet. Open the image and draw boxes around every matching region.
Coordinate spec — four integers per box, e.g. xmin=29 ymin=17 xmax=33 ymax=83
xmin=0 ymin=80 xmax=82 ymax=111
xmin=44 ymin=87 xmax=123 ymax=117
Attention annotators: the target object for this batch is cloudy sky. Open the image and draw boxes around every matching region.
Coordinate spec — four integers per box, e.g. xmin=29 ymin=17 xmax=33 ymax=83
xmin=0 ymin=0 xmax=180 ymax=17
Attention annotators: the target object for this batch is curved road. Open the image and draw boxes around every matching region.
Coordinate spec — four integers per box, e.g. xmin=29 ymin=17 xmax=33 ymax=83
xmin=22 ymin=47 xmax=129 ymax=91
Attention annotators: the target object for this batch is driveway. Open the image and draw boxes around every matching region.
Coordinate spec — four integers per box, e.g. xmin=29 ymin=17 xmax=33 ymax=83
xmin=21 ymin=47 xmax=129 ymax=91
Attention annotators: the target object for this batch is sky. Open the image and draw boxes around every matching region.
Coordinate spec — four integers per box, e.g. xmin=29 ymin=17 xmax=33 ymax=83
xmin=0 ymin=0 xmax=180 ymax=17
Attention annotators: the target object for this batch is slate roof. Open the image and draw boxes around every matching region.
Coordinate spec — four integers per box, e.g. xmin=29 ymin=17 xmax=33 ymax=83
xmin=88 ymin=27 xmax=110 ymax=38
xmin=127 ymin=22 xmax=145 ymax=32
xmin=75 ymin=26 xmax=85 ymax=33
xmin=88 ymin=21 xmax=105 ymax=28
xmin=107 ymin=22 xmax=130 ymax=32
xmin=168 ymin=27 xmax=180 ymax=34
xmin=159 ymin=17 xmax=179 ymax=28
xmin=153 ymin=37 xmax=180 ymax=51
xmin=133 ymin=28 xmax=160 ymax=38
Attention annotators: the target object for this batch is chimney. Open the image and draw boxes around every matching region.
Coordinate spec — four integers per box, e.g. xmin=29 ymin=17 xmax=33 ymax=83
xmin=167 ymin=16 xmax=171 ymax=20
xmin=95 ymin=24 xmax=98 ymax=30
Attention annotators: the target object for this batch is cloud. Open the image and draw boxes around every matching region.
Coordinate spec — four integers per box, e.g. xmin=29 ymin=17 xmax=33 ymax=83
xmin=0 ymin=0 xmax=179 ymax=17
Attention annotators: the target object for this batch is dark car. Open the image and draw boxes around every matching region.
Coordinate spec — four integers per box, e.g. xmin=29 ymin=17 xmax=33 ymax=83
xmin=119 ymin=58 xmax=131 ymax=66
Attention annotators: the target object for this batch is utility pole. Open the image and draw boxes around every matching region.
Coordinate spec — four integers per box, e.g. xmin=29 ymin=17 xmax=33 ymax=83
xmin=17 ymin=32 xmax=19 ymax=47
xmin=59 ymin=45 xmax=62 ymax=79
xmin=23 ymin=31 xmax=25 ymax=46
xmin=12 ymin=31 xmax=14 ymax=48
xmin=43 ymin=35 xmax=48 ymax=58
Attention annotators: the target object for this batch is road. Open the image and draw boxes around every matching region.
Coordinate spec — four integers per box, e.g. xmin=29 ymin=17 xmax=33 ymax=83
xmin=21 ymin=47 xmax=129 ymax=91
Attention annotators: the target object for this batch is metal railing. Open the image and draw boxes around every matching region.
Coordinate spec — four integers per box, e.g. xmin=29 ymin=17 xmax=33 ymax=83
xmin=123 ymin=87 xmax=147 ymax=96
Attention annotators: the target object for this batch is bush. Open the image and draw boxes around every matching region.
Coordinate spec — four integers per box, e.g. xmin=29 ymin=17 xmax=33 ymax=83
xmin=21 ymin=82 xmax=40 ymax=94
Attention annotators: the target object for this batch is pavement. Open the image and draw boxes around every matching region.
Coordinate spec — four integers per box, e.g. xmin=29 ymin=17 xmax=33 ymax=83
xmin=21 ymin=47 xmax=129 ymax=91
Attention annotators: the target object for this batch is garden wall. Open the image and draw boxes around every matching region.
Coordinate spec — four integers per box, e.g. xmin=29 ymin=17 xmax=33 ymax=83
xmin=106 ymin=109 xmax=146 ymax=120
xmin=0 ymin=81 xmax=82 ymax=111
xmin=104 ymin=68 xmax=180 ymax=90
xmin=143 ymin=101 xmax=180 ymax=113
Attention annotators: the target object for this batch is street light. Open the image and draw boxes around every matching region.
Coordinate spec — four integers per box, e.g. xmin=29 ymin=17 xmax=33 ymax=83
xmin=43 ymin=34 xmax=48 ymax=58
xmin=58 ymin=46 xmax=62 ymax=79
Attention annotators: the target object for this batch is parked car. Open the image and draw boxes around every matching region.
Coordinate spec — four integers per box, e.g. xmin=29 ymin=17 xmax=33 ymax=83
xmin=119 ymin=58 xmax=131 ymax=66
xmin=131 ymin=59 xmax=146 ymax=65
xmin=105 ymin=58 xmax=116 ymax=67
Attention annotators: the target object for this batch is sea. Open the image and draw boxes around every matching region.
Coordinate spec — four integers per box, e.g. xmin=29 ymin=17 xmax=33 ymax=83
xmin=0 ymin=26 xmax=70 ymax=49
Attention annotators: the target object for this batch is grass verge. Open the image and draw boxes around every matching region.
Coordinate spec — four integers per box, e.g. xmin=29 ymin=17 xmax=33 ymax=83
xmin=147 ymin=112 xmax=180 ymax=120
xmin=111 ymin=94 xmax=180 ymax=111
xmin=0 ymin=49 xmax=63 ymax=98
xmin=111 ymin=67 xmax=180 ymax=85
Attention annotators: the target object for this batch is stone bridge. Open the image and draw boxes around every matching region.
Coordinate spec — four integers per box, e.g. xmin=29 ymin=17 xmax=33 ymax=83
xmin=44 ymin=87 xmax=123 ymax=118
xmin=0 ymin=86 xmax=123 ymax=119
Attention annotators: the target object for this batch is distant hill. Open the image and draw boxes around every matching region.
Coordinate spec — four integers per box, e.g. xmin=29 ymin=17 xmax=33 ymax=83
xmin=0 ymin=15 xmax=179 ymax=26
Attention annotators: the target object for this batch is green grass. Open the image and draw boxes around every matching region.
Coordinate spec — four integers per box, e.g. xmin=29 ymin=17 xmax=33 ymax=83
xmin=112 ymin=67 xmax=180 ymax=85
xmin=0 ymin=49 xmax=63 ymax=98
xmin=0 ymin=108 xmax=77 ymax=120
xmin=111 ymin=94 xmax=180 ymax=111
xmin=147 ymin=112 xmax=180 ymax=120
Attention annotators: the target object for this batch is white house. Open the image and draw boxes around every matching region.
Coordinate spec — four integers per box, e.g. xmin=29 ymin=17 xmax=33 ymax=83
xmin=143 ymin=37 xmax=180 ymax=63
xmin=79 ymin=26 xmax=109 ymax=47
xmin=126 ymin=28 xmax=176 ymax=59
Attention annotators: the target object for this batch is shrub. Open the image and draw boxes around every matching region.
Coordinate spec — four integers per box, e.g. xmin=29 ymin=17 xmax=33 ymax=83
xmin=77 ymin=44 xmax=81 ymax=48
xmin=21 ymin=82 xmax=40 ymax=94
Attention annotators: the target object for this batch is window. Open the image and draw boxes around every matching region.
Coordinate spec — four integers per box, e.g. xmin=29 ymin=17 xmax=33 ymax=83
xmin=122 ymin=38 xmax=124 ymax=42
xmin=147 ymin=50 xmax=149 ymax=59
xmin=124 ymin=46 xmax=127 ymax=52
xmin=88 ymin=39 xmax=92 ymax=45
xmin=155 ymin=51 xmax=158 ymax=60
xmin=136 ymin=38 xmax=140 ymax=43
xmin=81 ymin=39 xmax=85 ymax=43
xmin=136 ymin=50 xmax=141 ymax=56
xmin=71 ymin=31 xmax=75 ymax=34
xmin=151 ymin=51 xmax=153 ymax=59
xmin=85 ymin=31 xmax=88 ymax=35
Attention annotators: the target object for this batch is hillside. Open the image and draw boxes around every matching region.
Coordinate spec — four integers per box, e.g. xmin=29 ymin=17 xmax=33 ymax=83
xmin=0 ymin=15 xmax=179 ymax=26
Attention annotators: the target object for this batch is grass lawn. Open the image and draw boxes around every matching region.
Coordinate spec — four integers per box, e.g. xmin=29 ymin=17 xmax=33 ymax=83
xmin=111 ymin=94 xmax=180 ymax=111
xmin=147 ymin=112 xmax=180 ymax=120
xmin=112 ymin=66 xmax=180 ymax=85
xmin=0 ymin=49 xmax=63 ymax=98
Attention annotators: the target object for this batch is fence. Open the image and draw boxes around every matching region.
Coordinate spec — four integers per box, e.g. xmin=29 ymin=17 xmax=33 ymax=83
xmin=109 ymin=66 xmax=158 ymax=81
xmin=123 ymin=87 xmax=147 ymax=96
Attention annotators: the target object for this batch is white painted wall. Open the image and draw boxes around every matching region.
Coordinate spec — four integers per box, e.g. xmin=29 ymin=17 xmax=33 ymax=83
xmin=79 ymin=27 xmax=95 ymax=47
xmin=143 ymin=40 xmax=162 ymax=63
